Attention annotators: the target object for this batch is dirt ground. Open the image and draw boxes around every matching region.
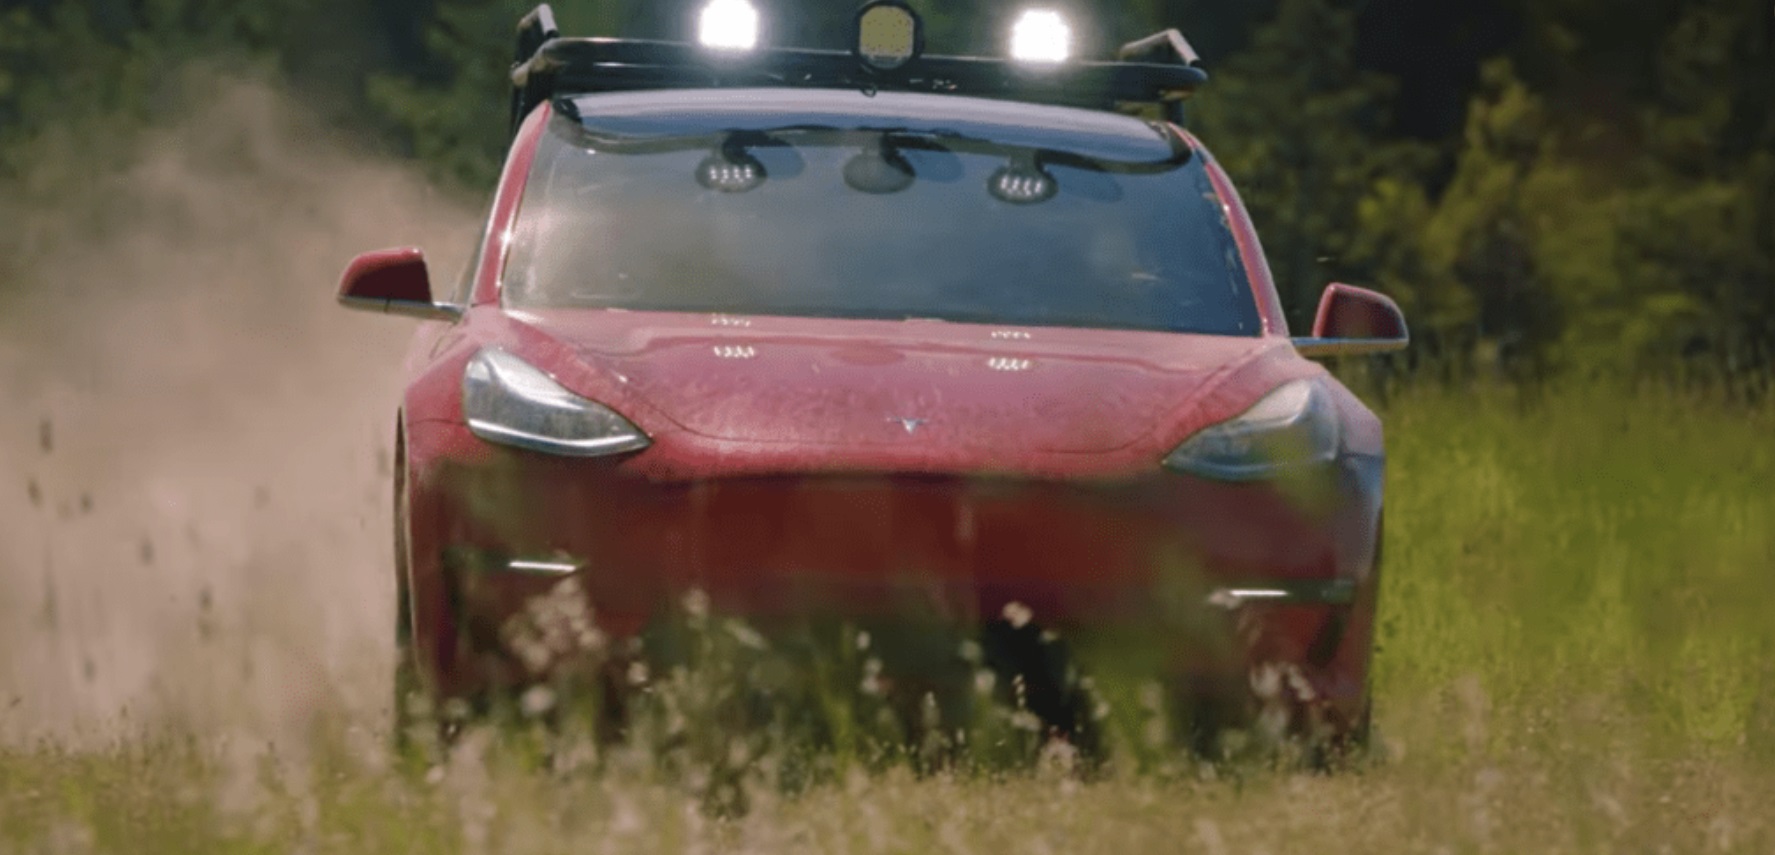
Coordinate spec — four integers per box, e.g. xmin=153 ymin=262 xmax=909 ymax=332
xmin=0 ymin=82 xmax=473 ymax=746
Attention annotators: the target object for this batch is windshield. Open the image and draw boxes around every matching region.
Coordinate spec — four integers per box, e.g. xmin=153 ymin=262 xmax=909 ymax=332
xmin=504 ymin=110 xmax=1261 ymax=336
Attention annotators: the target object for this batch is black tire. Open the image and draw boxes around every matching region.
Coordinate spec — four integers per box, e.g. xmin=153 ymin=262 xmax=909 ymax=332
xmin=979 ymin=618 xmax=1103 ymax=762
xmin=392 ymin=583 xmax=425 ymax=753
xmin=1169 ymin=673 xmax=1246 ymax=761
xmin=390 ymin=428 xmax=430 ymax=755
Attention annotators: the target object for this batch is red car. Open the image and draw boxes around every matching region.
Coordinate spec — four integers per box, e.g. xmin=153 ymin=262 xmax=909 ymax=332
xmin=340 ymin=4 xmax=1408 ymax=755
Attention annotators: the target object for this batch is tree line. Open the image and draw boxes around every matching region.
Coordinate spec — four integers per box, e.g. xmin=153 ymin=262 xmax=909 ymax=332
xmin=2 ymin=0 xmax=1769 ymax=382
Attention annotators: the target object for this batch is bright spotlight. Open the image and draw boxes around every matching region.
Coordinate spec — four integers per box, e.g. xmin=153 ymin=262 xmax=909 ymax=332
xmin=1010 ymin=9 xmax=1071 ymax=63
xmin=699 ymin=0 xmax=760 ymax=51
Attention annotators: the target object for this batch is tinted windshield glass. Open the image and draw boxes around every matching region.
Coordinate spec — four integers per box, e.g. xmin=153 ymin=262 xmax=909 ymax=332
xmin=505 ymin=110 xmax=1260 ymax=336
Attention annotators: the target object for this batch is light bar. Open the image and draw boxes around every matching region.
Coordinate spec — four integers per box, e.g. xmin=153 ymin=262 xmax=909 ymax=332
xmin=696 ymin=151 xmax=766 ymax=193
xmin=989 ymin=164 xmax=1057 ymax=205
xmin=506 ymin=9 xmax=1213 ymax=136
xmin=699 ymin=0 xmax=760 ymax=51
xmin=1011 ymin=9 xmax=1072 ymax=63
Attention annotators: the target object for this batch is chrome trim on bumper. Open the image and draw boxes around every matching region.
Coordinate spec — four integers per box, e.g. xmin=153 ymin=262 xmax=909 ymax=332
xmin=1207 ymin=579 xmax=1356 ymax=609
xmin=505 ymin=558 xmax=583 ymax=576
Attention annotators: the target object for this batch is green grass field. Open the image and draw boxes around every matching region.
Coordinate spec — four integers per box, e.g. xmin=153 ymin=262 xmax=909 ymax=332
xmin=4 ymin=381 xmax=1773 ymax=853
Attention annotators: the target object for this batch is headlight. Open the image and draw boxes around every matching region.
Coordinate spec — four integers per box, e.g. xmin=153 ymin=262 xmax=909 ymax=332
xmin=1163 ymin=380 xmax=1340 ymax=481
xmin=462 ymin=348 xmax=650 ymax=457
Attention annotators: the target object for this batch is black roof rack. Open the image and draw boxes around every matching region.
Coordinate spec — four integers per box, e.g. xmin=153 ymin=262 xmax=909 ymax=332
xmin=508 ymin=5 xmax=1208 ymax=137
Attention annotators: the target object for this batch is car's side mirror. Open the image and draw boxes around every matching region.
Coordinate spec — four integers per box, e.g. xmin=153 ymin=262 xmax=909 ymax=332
xmin=337 ymin=247 xmax=462 ymax=322
xmin=1292 ymin=283 xmax=1409 ymax=358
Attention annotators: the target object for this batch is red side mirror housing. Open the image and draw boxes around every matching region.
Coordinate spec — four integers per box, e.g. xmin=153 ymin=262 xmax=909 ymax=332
xmin=338 ymin=248 xmax=460 ymax=322
xmin=1293 ymin=283 xmax=1409 ymax=358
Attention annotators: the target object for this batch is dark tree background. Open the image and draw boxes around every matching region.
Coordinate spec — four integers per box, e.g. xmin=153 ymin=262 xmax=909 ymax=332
xmin=2 ymin=0 xmax=1770 ymax=379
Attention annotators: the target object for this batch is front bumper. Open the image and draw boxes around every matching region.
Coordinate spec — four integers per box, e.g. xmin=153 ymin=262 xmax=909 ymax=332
xmin=403 ymin=421 xmax=1383 ymax=716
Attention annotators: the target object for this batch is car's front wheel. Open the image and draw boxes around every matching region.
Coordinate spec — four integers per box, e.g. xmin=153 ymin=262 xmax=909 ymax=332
xmin=390 ymin=429 xmax=422 ymax=752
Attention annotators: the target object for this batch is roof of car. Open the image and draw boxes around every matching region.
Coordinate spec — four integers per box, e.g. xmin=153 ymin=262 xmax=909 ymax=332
xmin=562 ymin=88 xmax=1180 ymax=162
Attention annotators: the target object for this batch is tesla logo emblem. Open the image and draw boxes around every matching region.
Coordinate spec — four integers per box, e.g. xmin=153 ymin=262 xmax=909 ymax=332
xmin=892 ymin=417 xmax=928 ymax=434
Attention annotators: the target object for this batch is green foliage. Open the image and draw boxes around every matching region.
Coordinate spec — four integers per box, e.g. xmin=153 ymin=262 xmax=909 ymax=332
xmin=1406 ymin=0 xmax=1769 ymax=376
xmin=1187 ymin=0 xmax=1434 ymax=333
xmin=1184 ymin=0 xmax=1771 ymax=378
xmin=0 ymin=0 xmax=362 ymax=146
xmin=1411 ymin=61 xmax=1570 ymax=373
xmin=1395 ymin=34 xmax=1770 ymax=376
xmin=366 ymin=0 xmax=749 ymax=188
xmin=365 ymin=0 xmax=537 ymax=189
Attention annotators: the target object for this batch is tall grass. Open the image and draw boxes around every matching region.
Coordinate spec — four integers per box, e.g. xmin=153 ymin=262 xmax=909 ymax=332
xmin=1380 ymin=381 xmax=1775 ymax=755
xmin=4 ymin=381 xmax=1773 ymax=852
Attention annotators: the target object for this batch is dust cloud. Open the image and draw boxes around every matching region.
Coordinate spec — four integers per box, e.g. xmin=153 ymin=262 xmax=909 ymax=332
xmin=0 ymin=80 xmax=475 ymax=745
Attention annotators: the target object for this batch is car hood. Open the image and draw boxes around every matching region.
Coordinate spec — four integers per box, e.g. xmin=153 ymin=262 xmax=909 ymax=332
xmin=512 ymin=309 xmax=1275 ymax=454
